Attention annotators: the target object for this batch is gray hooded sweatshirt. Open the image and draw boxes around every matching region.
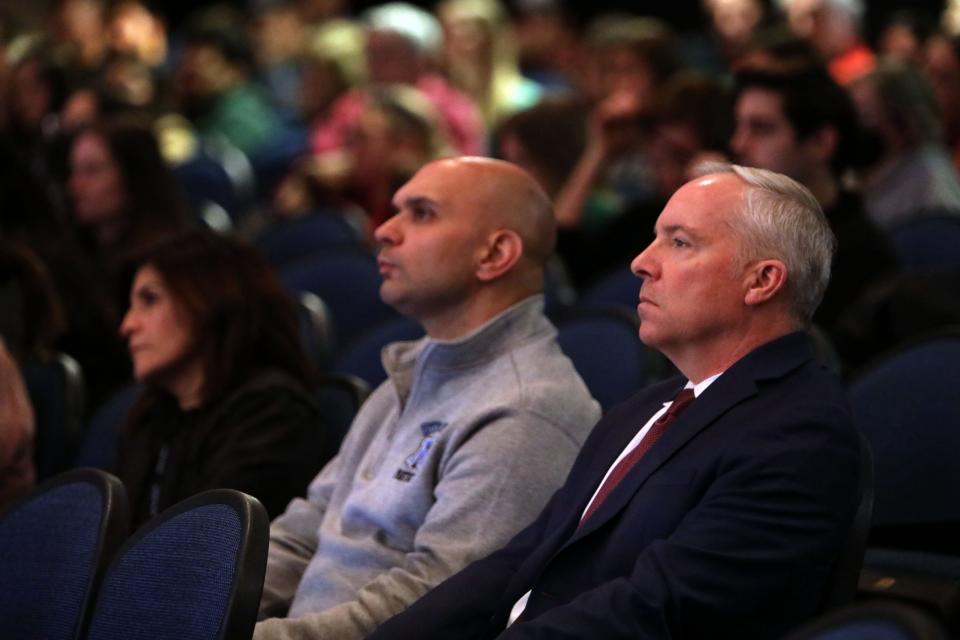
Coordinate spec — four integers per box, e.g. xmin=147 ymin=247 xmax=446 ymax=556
xmin=255 ymin=295 xmax=601 ymax=640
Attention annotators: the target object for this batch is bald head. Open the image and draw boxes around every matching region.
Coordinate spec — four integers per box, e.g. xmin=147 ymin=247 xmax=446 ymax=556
xmin=376 ymin=156 xmax=557 ymax=337
xmin=426 ymin=156 xmax=557 ymax=267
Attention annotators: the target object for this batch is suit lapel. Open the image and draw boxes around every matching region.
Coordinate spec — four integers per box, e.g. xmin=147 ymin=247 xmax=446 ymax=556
xmin=567 ymin=331 xmax=814 ymax=543
xmin=566 ymin=385 xmax=683 ymax=520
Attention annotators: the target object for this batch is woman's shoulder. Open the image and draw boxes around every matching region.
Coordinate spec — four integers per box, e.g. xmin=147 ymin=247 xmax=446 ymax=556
xmin=210 ymin=369 xmax=319 ymax=421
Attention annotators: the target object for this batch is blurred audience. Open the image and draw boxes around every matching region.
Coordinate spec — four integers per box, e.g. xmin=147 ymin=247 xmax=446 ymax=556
xmin=251 ymin=0 xmax=309 ymax=120
xmin=876 ymin=9 xmax=936 ymax=64
xmin=511 ymin=0 xmax=580 ymax=92
xmin=923 ymin=31 xmax=960 ymax=172
xmin=3 ymin=44 xmax=73 ymax=183
xmin=686 ymin=0 xmax=768 ymax=72
xmin=778 ymin=0 xmax=875 ymax=85
xmin=117 ymin=229 xmax=337 ymax=526
xmin=174 ymin=7 xmax=285 ymax=156
xmin=0 ymin=133 xmax=128 ymax=415
xmin=48 ymin=0 xmax=110 ymax=76
xmin=275 ymin=84 xmax=453 ymax=234
xmin=297 ymin=18 xmax=366 ymax=127
xmin=731 ymin=66 xmax=899 ymax=339
xmin=496 ymin=95 xmax=589 ymax=198
xmin=557 ymin=71 xmax=732 ymax=287
xmin=310 ymin=2 xmax=485 ymax=159
xmin=106 ymin=0 xmax=169 ymax=71
xmin=437 ymin=0 xmax=542 ymax=128
xmin=66 ymin=116 xmax=191 ymax=286
xmin=553 ymin=15 xmax=683 ymax=232
xmin=848 ymin=57 xmax=960 ymax=228
xmin=0 ymin=242 xmax=66 ymax=364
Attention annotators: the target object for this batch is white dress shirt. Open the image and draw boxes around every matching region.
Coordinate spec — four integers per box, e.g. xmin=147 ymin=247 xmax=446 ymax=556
xmin=507 ymin=373 xmax=722 ymax=626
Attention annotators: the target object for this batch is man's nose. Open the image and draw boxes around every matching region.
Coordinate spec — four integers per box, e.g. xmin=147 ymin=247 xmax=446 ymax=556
xmin=373 ymin=215 xmax=401 ymax=247
xmin=630 ymin=244 xmax=655 ymax=279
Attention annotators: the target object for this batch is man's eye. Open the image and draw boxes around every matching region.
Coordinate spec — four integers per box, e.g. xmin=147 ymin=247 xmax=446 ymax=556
xmin=412 ymin=207 xmax=433 ymax=220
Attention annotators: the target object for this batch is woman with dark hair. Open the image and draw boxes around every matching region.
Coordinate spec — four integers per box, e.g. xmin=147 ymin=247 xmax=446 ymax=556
xmin=67 ymin=115 xmax=190 ymax=283
xmin=117 ymin=229 xmax=335 ymax=525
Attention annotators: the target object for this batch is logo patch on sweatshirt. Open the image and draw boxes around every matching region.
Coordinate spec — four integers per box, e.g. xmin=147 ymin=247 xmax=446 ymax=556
xmin=394 ymin=421 xmax=448 ymax=482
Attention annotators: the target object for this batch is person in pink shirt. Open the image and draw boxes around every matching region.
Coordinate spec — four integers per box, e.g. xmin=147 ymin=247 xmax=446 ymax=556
xmin=310 ymin=2 xmax=485 ymax=158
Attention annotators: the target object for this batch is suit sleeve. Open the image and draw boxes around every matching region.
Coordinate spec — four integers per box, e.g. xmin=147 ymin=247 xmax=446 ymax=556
xmin=495 ymin=411 xmax=860 ymax=640
xmin=254 ymin=409 xmax=584 ymax=640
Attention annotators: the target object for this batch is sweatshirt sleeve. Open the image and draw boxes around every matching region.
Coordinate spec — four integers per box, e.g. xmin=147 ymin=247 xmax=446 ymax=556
xmin=258 ymin=452 xmax=343 ymax=619
xmin=253 ymin=408 xmax=583 ymax=640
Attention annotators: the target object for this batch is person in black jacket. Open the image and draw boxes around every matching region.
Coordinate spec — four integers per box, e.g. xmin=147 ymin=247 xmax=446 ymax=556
xmin=117 ymin=229 xmax=335 ymax=526
xmin=731 ymin=65 xmax=899 ymax=336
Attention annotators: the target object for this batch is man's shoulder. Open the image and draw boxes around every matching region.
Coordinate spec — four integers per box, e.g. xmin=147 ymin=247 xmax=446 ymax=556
xmin=498 ymin=324 xmax=601 ymax=427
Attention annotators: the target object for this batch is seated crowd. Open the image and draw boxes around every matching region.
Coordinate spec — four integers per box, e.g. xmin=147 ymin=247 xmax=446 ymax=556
xmin=1 ymin=0 xmax=958 ymax=638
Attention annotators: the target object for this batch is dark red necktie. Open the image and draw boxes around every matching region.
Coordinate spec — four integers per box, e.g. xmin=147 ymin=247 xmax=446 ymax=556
xmin=579 ymin=387 xmax=696 ymax=525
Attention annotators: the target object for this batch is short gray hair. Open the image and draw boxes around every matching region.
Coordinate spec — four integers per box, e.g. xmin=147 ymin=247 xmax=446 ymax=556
xmin=691 ymin=161 xmax=836 ymax=326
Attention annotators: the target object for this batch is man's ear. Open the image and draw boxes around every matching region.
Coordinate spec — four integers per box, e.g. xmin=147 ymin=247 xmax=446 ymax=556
xmin=476 ymin=229 xmax=524 ymax=282
xmin=744 ymin=259 xmax=787 ymax=306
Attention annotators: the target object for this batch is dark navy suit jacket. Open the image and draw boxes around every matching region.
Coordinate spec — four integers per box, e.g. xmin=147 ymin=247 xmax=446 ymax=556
xmin=368 ymin=332 xmax=860 ymax=639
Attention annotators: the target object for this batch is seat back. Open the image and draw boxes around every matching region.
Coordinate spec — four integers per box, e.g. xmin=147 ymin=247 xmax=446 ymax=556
xmin=297 ymin=292 xmax=336 ymax=370
xmin=280 ymin=250 xmax=397 ymax=351
xmin=784 ymin=600 xmax=950 ymax=640
xmin=0 ymin=468 xmax=129 ymax=640
xmin=172 ymin=149 xmax=242 ymax=221
xmin=578 ymin=267 xmax=641 ymax=311
xmin=555 ymin=307 xmax=668 ymax=412
xmin=313 ymin=373 xmax=371 ymax=446
xmin=256 ymin=211 xmax=362 ymax=268
xmin=333 ymin=315 xmax=424 ymax=388
xmin=85 ymin=489 xmax=269 ymax=640
xmin=822 ymin=432 xmax=874 ymax=611
xmin=75 ymin=383 xmax=142 ymax=472
xmin=22 ymin=352 xmax=86 ymax=480
xmin=859 ymin=549 xmax=960 ymax=633
xmin=888 ymin=214 xmax=960 ymax=271
xmin=848 ymin=334 xmax=960 ymax=529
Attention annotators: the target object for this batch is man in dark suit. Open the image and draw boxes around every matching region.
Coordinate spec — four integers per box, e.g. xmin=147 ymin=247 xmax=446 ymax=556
xmin=367 ymin=163 xmax=861 ymax=639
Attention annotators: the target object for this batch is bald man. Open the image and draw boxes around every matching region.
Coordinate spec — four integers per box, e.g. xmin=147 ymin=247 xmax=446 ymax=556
xmin=254 ymin=157 xmax=600 ymax=640
xmin=369 ymin=164 xmax=860 ymax=639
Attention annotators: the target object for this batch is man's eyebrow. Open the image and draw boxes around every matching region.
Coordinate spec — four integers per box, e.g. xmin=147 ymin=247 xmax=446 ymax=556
xmin=395 ymin=195 xmax=439 ymax=210
xmin=658 ymin=223 xmax=702 ymax=240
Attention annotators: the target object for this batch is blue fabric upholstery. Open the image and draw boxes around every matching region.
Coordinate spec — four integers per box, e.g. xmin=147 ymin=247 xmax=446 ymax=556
xmin=0 ymin=484 xmax=100 ymax=638
xmin=76 ymin=383 xmax=142 ymax=472
xmin=172 ymin=151 xmax=241 ymax=220
xmin=784 ymin=601 xmax=949 ymax=640
xmin=333 ymin=315 xmax=424 ymax=388
xmin=577 ymin=268 xmax=640 ymax=311
xmin=848 ymin=335 xmax=960 ymax=527
xmin=555 ymin=307 xmax=657 ymax=412
xmin=22 ymin=353 xmax=85 ymax=480
xmin=312 ymin=374 xmax=371 ymax=446
xmin=256 ymin=212 xmax=361 ymax=268
xmin=888 ymin=214 xmax=960 ymax=271
xmin=86 ymin=505 xmax=241 ymax=640
xmin=84 ymin=490 xmax=268 ymax=640
xmin=280 ymin=251 xmax=398 ymax=352
xmin=813 ymin=620 xmax=920 ymax=640
xmin=0 ymin=469 xmax=128 ymax=640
